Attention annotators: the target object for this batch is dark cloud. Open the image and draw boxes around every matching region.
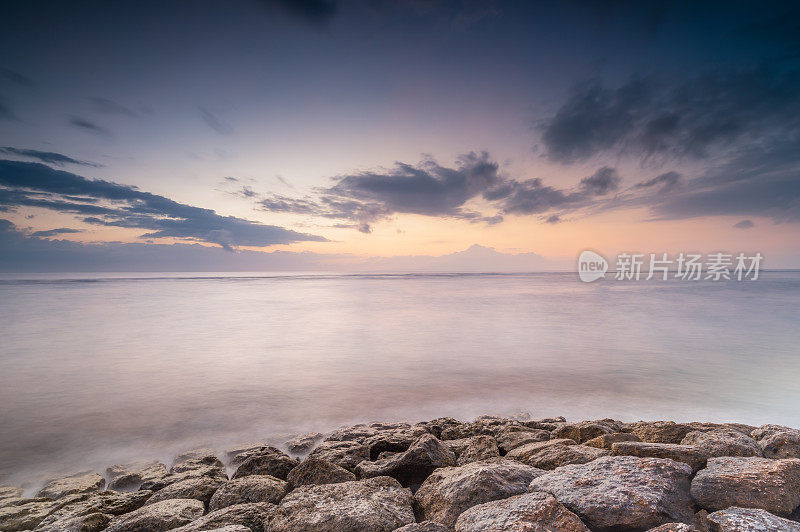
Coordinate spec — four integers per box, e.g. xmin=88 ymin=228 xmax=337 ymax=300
xmin=579 ymin=166 xmax=620 ymax=196
xmin=198 ymin=107 xmax=232 ymax=135
xmin=734 ymin=219 xmax=755 ymax=229
xmin=0 ymin=147 xmax=103 ymax=167
xmin=88 ymin=97 xmax=138 ymax=117
xmin=30 ymin=228 xmax=82 ymax=237
xmin=68 ymin=116 xmax=113 ymax=138
xmin=634 ymin=171 xmax=682 ymax=193
xmin=0 ymin=160 xmax=327 ymax=250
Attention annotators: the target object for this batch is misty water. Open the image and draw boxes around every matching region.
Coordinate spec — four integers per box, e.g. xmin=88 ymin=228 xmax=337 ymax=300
xmin=1 ymin=271 xmax=799 ymax=489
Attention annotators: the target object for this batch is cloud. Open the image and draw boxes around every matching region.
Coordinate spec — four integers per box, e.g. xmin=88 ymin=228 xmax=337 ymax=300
xmin=0 ymin=160 xmax=327 ymax=249
xmin=198 ymin=107 xmax=232 ymax=135
xmin=88 ymin=97 xmax=138 ymax=117
xmin=0 ymin=147 xmax=103 ymax=167
xmin=579 ymin=166 xmax=620 ymax=196
xmin=260 ymin=0 xmax=338 ymax=28
xmin=68 ymin=116 xmax=113 ymax=138
xmin=30 ymin=227 xmax=82 ymax=237
xmin=734 ymin=219 xmax=755 ymax=229
xmin=634 ymin=171 xmax=682 ymax=193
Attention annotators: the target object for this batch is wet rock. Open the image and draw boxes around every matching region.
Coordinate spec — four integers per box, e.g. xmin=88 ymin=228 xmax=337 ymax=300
xmin=584 ymin=432 xmax=641 ymax=449
xmin=104 ymin=498 xmax=205 ymax=532
xmin=144 ymin=476 xmax=225 ymax=507
xmin=751 ymin=425 xmax=800 ymax=459
xmin=454 ymin=491 xmax=589 ymax=532
xmin=355 ymin=434 xmax=456 ymax=489
xmin=0 ymin=499 xmax=58 ymax=531
xmin=33 ymin=490 xmax=152 ymax=530
xmin=551 ymin=420 xmax=621 ymax=443
xmin=628 ymin=421 xmax=696 ymax=444
xmin=681 ymin=429 xmax=762 ymax=458
xmin=454 ymin=435 xmax=499 ymax=465
xmin=364 ymin=426 xmax=429 ymax=460
xmin=230 ymin=447 xmax=298 ymax=480
xmin=529 ymin=455 xmax=694 ymax=530
xmin=285 ymin=433 xmax=323 ymax=455
xmin=268 ymin=476 xmax=415 ymax=531
xmin=306 ymin=440 xmax=369 ymax=473
xmin=106 ymin=461 xmax=168 ymax=491
xmin=415 ymin=458 xmax=546 ymax=528
xmin=37 ymin=473 xmax=105 ymax=500
xmin=285 ymin=458 xmax=355 ymax=488
xmin=690 ymin=456 xmax=800 ymax=515
xmin=521 ymin=443 xmax=610 ymax=470
xmin=208 ymin=475 xmax=288 ymax=511
xmin=171 ymin=502 xmax=276 ymax=531
xmin=393 ymin=521 xmax=449 ymax=532
xmin=504 ymin=438 xmax=576 ymax=462
xmin=172 ymin=449 xmax=224 ymax=470
xmin=706 ymin=507 xmax=800 ymax=531
xmin=612 ymin=441 xmax=709 ymax=472
xmin=495 ymin=429 xmax=550 ymax=453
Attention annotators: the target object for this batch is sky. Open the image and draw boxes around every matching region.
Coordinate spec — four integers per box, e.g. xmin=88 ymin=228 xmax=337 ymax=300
xmin=1 ymin=0 xmax=800 ymax=271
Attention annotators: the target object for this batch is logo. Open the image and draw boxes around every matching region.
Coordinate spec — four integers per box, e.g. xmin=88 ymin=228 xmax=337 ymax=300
xmin=578 ymin=250 xmax=608 ymax=283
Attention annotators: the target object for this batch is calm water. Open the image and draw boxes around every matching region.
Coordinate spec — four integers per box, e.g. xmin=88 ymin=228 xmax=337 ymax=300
xmin=1 ymin=271 xmax=799 ymax=488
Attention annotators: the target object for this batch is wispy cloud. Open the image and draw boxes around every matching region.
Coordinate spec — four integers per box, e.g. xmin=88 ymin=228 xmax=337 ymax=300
xmin=198 ymin=107 xmax=232 ymax=135
xmin=0 ymin=147 xmax=103 ymax=167
xmin=68 ymin=116 xmax=113 ymax=139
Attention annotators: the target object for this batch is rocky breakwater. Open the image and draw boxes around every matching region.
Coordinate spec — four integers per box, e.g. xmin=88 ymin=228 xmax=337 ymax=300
xmin=2 ymin=415 xmax=800 ymax=531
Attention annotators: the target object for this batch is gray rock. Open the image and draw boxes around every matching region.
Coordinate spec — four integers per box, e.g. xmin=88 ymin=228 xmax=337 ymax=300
xmin=393 ymin=522 xmax=449 ymax=531
xmin=584 ymin=432 xmax=641 ymax=449
xmin=454 ymin=435 xmax=499 ymax=465
xmin=231 ymin=447 xmax=298 ymax=480
xmin=0 ymin=499 xmax=59 ymax=531
xmin=681 ymin=429 xmax=762 ymax=458
xmin=355 ymin=434 xmax=456 ymax=489
xmin=285 ymin=433 xmax=323 ymax=455
xmin=612 ymin=441 xmax=709 ymax=472
xmin=706 ymin=507 xmax=800 ymax=531
xmin=364 ymin=425 xmax=429 ymax=460
xmin=144 ymin=476 xmax=225 ymax=507
xmin=196 ymin=527 xmax=250 ymax=532
xmin=751 ymin=425 xmax=800 ymax=459
xmin=628 ymin=421 xmax=697 ymax=444
xmin=690 ymin=456 xmax=800 ymax=515
xmin=208 ymin=475 xmax=288 ymax=511
xmin=106 ymin=461 xmax=168 ymax=492
xmin=518 ymin=443 xmax=610 ymax=470
xmin=324 ymin=423 xmax=381 ymax=443
xmin=172 ymin=449 xmax=224 ymax=470
xmin=0 ymin=487 xmax=23 ymax=507
xmin=307 ymin=441 xmax=370 ymax=473
xmin=285 ymin=458 xmax=355 ymax=488
xmin=415 ymin=458 xmax=546 ymax=528
xmin=504 ymin=438 xmax=576 ymax=462
xmin=37 ymin=473 xmax=105 ymax=500
xmin=646 ymin=524 xmax=698 ymax=531
xmin=454 ymin=491 xmax=590 ymax=532
xmin=495 ymin=429 xmax=551 ymax=453
xmin=33 ymin=490 xmax=152 ymax=530
xmin=104 ymin=498 xmax=205 ymax=532
xmin=34 ymin=511 xmax=111 ymax=532
xmin=268 ymin=476 xmax=415 ymax=531
xmin=551 ymin=420 xmax=621 ymax=443
xmin=529 ymin=455 xmax=694 ymax=530
xmin=141 ymin=462 xmax=227 ymax=492
xmin=172 ymin=502 xmax=276 ymax=531
xmin=422 ymin=418 xmax=464 ymax=440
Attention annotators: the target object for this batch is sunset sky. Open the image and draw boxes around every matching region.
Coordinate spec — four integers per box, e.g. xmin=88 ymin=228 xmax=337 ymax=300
xmin=1 ymin=1 xmax=799 ymax=270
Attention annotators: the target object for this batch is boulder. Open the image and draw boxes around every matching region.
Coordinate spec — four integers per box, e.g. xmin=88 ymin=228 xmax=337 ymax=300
xmin=454 ymin=435 xmax=499 ymax=465
xmin=504 ymin=439 xmax=576 ymax=462
xmin=415 ymin=458 xmax=546 ymax=528
xmin=0 ymin=487 xmax=24 ymax=507
xmin=751 ymin=425 xmax=800 ymax=459
xmin=141 ymin=462 xmax=227 ymax=492
xmin=422 ymin=418 xmax=464 ymax=440
xmin=355 ymin=434 xmax=456 ymax=489
xmin=393 ymin=522 xmax=449 ymax=531
xmin=529 ymin=455 xmax=694 ymax=530
xmin=34 ymin=511 xmax=112 ymax=532
xmin=681 ymin=429 xmax=762 ymax=458
xmin=440 ymin=422 xmax=492 ymax=441
xmin=285 ymin=458 xmax=355 ymax=488
xmin=171 ymin=502 xmax=276 ymax=531
xmin=324 ymin=423 xmax=381 ymax=443
xmin=106 ymin=461 xmax=168 ymax=491
xmin=612 ymin=441 xmax=709 ymax=472
xmin=208 ymin=475 xmax=288 ymax=511
xmin=628 ymin=421 xmax=696 ymax=444
xmin=495 ymin=429 xmax=550 ymax=453
xmin=0 ymin=499 xmax=59 ymax=531
xmin=144 ymin=476 xmax=225 ymax=507
xmin=551 ymin=420 xmax=621 ymax=443
xmin=195 ymin=527 xmax=250 ymax=532
xmin=584 ymin=432 xmax=641 ymax=449
xmin=33 ymin=490 xmax=152 ymax=530
xmin=307 ymin=440 xmax=370 ymax=472
xmin=285 ymin=433 xmax=323 ymax=455
xmin=454 ymin=491 xmax=589 ymax=532
xmin=172 ymin=449 xmax=224 ymax=470
xmin=520 ymin=443 xmax=609 ymax=470
xmin=231 ymin=447 xmax=298 ymax=480
xmin=706 ymin=507 xmax=800 ymax=531
xmin=104 ymin=498 xmax=205 ymax=532
xmin=690 ymin=456 xmax=800 ymax=515
xmin=37 ymin=473 xmax=105 ymax=500
xmin=268 ymin=476 xmax=415 ymax=531
xmin=646 ymin=524 xmax=697 ymax=531
xmin=363 ymin=426 xmax=429 ymax=460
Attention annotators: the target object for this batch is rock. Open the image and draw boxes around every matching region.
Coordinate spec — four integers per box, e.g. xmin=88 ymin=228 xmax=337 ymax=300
xmin=440 ymin=422 xmax=492 ymax=441
xmin=306 ymin=440 xmax=370 ymax=473
xmin=324 ymin=424 xmax=381 ymax=443
xmin=415 ymin=458 xmax=546 ymax=528
xmin=104 ymin=498 xmax=205 ymax=532
xmin=453 ymin=491 xmax=589 ymax=532
xmin=529 ymin=455 xmax=694 ymax=530
xmin=141 ymin=462 xmax=227 ymax=492
xmin=172 ymin=449 xmax=224 ymax=470
xmin=36 ymin=473 xmax=105 ymax=501
xmin=690 ymin=456 xmax=800 ymax=515
xmin=196 ymin=527 xmax=250 ymax=532
xmin=144 ymin=476 xmax=225 ymax=507
xmin=208 ymin=475 xmax=288 ymax=511
xmin=520 ymin=417 xmax=566 ymax=432
xmin=285 ymin=458 xmax=355 ymax=488
xmin=422 ymin=418 xmax=463 ymax=440
xmin=393 ymin=522 xmax=450 ymax=531
xmin=519 ymin=443 xmax=610 ymax=470
xmin=681 ymin=429 xmax=762 ymax=458
xmin=34 ymin=511 xmax=112 ymax=532
xmin=612 ymin=441 xmax=709 ymax=472
xmin=231 ymin=447 xmax=298 ymax=481
xmin=647 ymin=524 xmax=697 ymax=531
xmin=454 ymin=435 xmax=499 ymax=465
xmin=495 ymin=430 xmax=550 ymax=453
xmin=106 ymin=461 xmax=168 ymax=492
xmin=285 ymin=433 xmax=323 ymax=455
xmin=0 ymin=487 xmax=23 ymax=507
xmin=584 ymin=432 xmax=641 ymax=449
xmin=751 ymin=425 xmax=800 ymax=459
xmin=551 ymin=420 xmax=621 ymax=443
xmin=268 ymin=476 xmax=415 ymax=531
xmin=355 ymin=434 xmax=456 ymax=489
xmin=628 ymin=421 xmax=697 ymax=444
xmin=0 ymin=499 xmax=58 ymax=531
xmin=171 ymin=502 xmax=276 ymax=531
xmin=33 ymin=490 xmax=152 ymax=530
xmin=706 ymin=507 xmax=800 ymax=531
xmin=364 ymin=426 xmax=429 ymax=460
xmin=504 ymin=438 xmax=576 ymax=462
